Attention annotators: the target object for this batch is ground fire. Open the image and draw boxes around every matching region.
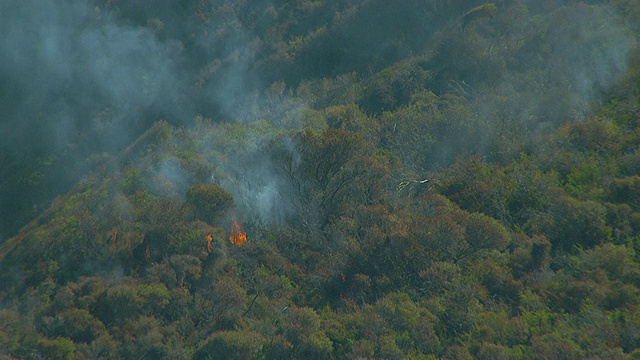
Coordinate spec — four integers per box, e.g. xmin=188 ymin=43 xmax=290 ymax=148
xmin=205 ymin=234 xmax=213 ymax=253
xmin=229 ymin=219 xmax=247 ymax=246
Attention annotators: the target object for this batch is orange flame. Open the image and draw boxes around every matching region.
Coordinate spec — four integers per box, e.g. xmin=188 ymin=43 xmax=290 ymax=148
xmin=205 ymin=234 xmax=213 ymax=253
xmin=229 ymin=219 xmax=247 ymax=246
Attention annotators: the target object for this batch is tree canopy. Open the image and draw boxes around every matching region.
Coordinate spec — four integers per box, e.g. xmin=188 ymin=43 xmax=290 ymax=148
xmin=1 ymin=0 xmax=640 ymax=358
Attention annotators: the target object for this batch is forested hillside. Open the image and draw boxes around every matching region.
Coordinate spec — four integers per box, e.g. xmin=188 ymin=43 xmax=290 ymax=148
xmin=1 ymin=0 xmax=640 ymax=359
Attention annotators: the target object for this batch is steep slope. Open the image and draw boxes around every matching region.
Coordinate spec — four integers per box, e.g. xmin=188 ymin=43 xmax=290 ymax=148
xmin=1 ymin=1 xmax=640 ymax=359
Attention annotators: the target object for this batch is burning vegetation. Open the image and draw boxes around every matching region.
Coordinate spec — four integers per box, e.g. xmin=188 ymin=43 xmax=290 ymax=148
xmin=229 ymin=219 xmax=247 ymax=246
xmin=205 ymin=233 xmax=213 ymax=253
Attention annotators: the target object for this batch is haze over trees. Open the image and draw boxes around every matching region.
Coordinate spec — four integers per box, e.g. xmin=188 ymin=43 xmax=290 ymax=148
xmin=1 ymin=0 xmax=640 ymax=358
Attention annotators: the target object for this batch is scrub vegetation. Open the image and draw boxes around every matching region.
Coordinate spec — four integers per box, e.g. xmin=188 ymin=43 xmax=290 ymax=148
xmin=1 ymin=0 xmax=640 ymax=358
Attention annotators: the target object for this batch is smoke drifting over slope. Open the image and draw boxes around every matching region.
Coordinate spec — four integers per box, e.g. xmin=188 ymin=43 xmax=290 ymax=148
xmin=0 ymin=0 xmax=636 ymax=241
xmin=1 ymin=1 xmax=189 ymax=153
xmin=0 ymin=0 xmax=268 ymax=239
xmin=0 ymin=1 xmax=183 ymax=239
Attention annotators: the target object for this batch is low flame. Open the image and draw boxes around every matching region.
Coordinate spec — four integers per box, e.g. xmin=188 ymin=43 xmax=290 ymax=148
xmin=205 ymin=234 xmax=213 ymax=253
xmin=229 ymin=219 xmax=247 ymax=246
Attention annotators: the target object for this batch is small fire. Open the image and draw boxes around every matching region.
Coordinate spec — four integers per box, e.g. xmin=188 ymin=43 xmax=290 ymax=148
xmin=229 ymin=219 xmax=247 ymax=246
xmin=205 ymin=234 xmax=213 ymax=253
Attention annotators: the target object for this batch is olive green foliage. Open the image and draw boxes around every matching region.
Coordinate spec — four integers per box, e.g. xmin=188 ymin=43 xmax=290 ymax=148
xmin=2 ymin=1 xmax=640 ymax=359
xmin=194 ymin=330 xmax=266 ymax=360
xmin=185 ymin=184 xmax=235 ymax=224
